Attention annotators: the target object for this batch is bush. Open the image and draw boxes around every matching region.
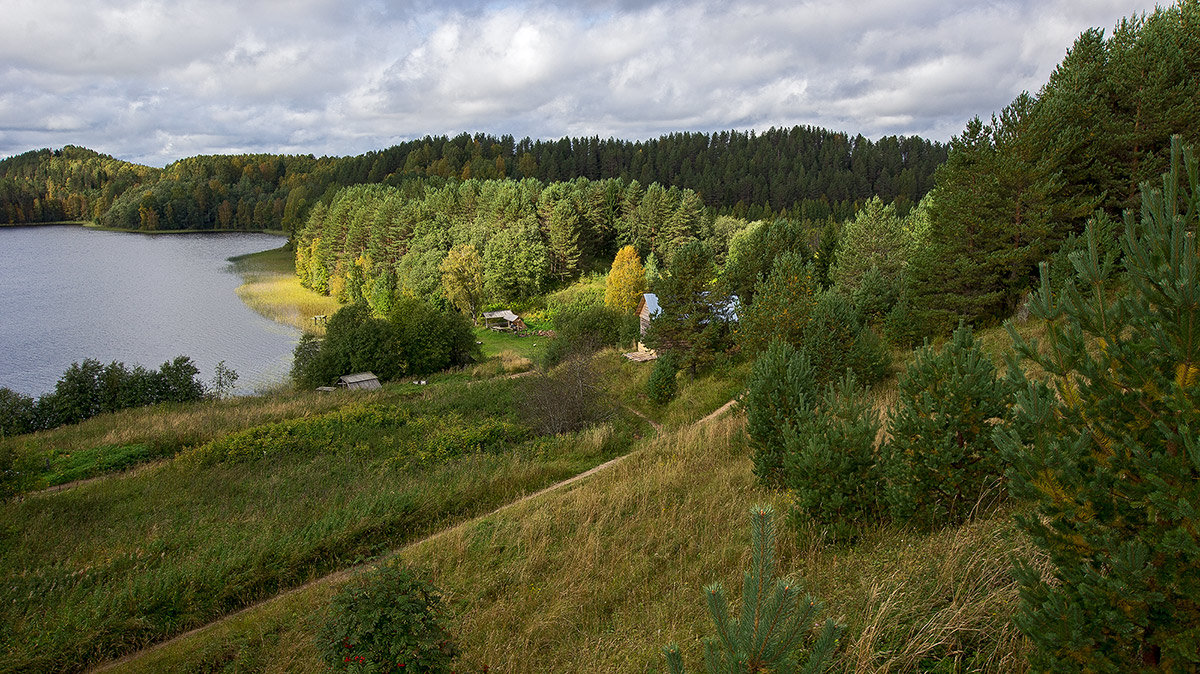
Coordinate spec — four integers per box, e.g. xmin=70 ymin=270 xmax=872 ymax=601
xmin=784 ymin=372 xmax=882 ymax=539
xmin=0 ymin=387 xmax=36 ymax=437
xmin=318 ymin=563 xmax=458 ymax=673
xmin=543 ymin=304 xmax=623 ymax=367
xmin=519 ymin=356 xmax=610 ymax=435
xmin=883 ymin=324 xmax=1010 ymax=528
xmin=744 ymin=339 xmax=817 ymax=486
xmin=645 ymin=352 xmax=679 ymax=405
xmin=996 ymin=139 xmax=1200 ymax=670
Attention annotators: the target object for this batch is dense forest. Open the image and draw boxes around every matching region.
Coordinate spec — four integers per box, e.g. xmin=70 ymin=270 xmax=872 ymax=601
xmin=0 ymin=125 xmax=945 ymax=232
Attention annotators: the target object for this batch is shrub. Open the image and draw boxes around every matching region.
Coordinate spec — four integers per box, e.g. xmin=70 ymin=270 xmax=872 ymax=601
xmin=662 ymin=505 xmax=840 ymax=673
xmin=996 ymin=138 xmax=1200 ymax=670
xmin=784 ymin=372 xmax=882 ymax=539
xmin=543 ymin=304 xmax=623 ymax=367
xmin=519 ymin=356 xmax=610 ymax=436
xmin=646 ymin=352 xmax=679 ymax=405
xmin=744 ymin=339 xmax=817 ymax=486
xmin=883 ymin=324 xmax=1010 ymax=529
xmin=318 ymin=563 xmax=458 ymax=673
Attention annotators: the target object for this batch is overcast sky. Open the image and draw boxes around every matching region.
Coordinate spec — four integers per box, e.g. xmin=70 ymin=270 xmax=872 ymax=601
xmin=0 ymin=0 xmax=1164 ymax=167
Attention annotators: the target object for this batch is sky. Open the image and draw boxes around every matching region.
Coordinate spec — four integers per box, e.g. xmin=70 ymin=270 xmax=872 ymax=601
xmin=0 ymin=0 xmax=1166 ymax=167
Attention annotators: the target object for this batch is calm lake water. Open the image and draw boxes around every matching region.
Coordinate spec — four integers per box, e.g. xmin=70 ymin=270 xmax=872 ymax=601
xmin=0 ymin=225 xmax=299 ymax=397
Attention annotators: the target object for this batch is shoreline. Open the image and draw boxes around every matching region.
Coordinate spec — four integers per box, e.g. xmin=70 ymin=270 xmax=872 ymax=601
xmin=1 ymin=220 xmax=286 ymax=236
xmin=229 ymin=245 xmax=341 ymax=335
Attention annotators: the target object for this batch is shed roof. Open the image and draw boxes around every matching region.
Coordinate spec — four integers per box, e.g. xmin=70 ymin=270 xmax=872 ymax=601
xmin=482 ymin=309 xmax=521 ymax=322
xmin=638 ymin=293 xmax=660 ymax=317
xmin=338 ymin=372 xmax=379 ymax=384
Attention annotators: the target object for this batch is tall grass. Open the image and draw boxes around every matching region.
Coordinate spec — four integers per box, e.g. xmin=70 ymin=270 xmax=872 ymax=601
xmin=229 ymin=246 xmax=341 ymax=334
xmin=0 ymin=376 xmax=632 ymax=673
xmin=104 ymin=413 xmax=1031 ymax=673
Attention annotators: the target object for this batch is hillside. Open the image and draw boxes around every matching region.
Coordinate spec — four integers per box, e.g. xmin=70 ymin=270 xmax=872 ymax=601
xmin=0 ymin=124 xmax=945 ymax=233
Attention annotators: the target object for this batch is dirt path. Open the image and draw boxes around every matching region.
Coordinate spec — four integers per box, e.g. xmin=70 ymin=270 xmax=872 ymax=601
xmin=91 ymin=396 xmax=738 ymax=673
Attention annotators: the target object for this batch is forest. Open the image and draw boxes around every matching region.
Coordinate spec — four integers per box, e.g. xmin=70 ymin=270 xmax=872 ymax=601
xmin=0 ymin=125 xmax=945 ymax=232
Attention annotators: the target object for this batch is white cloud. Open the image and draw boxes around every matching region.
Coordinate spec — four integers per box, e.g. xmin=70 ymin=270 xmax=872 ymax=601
xmin=0 ymin=0 xmax=1166 ymax=166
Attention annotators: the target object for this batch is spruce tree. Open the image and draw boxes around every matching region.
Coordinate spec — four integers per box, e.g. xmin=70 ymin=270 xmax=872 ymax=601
xmin=996 ymin=138 xmax=1200 ymax=671
xmin=662 ymin=505 xmax=841 ymax=674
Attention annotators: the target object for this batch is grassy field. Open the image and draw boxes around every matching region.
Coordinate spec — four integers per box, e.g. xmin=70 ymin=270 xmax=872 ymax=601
xmin=103 ymin=407 xmax=1031 ymax=673
xmin=0 ymin=372 xmax=637 ymax=672
xmin=230 ymin=246 xmax=341 ymax=334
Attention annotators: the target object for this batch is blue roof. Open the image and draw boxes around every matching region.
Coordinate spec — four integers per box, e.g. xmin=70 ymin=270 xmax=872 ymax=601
xmin=642 ymin=293 xmax=660 ymax=317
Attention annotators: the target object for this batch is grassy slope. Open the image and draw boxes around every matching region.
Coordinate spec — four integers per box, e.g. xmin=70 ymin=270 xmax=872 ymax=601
xmin=0 ymin=371 xmax=638 ymax=673
xmin=107 ymin=408 xmax=1030 ymax=673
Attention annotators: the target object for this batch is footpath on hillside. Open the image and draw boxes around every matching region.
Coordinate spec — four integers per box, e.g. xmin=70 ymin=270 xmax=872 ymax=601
xmin=93 ymin=395 xmax=739 ymax=672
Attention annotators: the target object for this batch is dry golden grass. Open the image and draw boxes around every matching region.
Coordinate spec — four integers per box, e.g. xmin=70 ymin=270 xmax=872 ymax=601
xmin=230 ymin=247 xmax=341 ymax=334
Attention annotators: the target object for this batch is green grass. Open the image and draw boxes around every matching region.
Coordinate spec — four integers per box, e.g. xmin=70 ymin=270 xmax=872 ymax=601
xmin=473 ymin=327 xmax=547 ymax=361
xmin=230 ymin=246 xmax=342 ymax=334
xmin=0 ymin=374 xmax=637 ymax=673
xmin=102 ymin=413 xmax=1030 ymax=674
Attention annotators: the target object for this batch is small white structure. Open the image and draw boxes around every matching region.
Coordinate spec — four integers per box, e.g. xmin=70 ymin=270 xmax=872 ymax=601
xmin=336 ymin=372 xmax=382 ymax=390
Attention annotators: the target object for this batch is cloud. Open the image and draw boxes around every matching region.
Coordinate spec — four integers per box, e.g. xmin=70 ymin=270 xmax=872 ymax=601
xmin=0 ymin=0 xmax=1164 ymax=167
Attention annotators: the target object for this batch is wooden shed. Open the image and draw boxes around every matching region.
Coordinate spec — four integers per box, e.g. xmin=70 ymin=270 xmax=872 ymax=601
xmin=336 ymin=372 xmax=382 ymax=390
xmin=482 ymin=309 xmax=527 ymax=332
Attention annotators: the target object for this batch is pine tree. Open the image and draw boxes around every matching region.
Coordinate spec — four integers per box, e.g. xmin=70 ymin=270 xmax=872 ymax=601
xmin=883 ymin=324 xmax=1010 ymax=528
xmin=662 ymin=505 xmax=841 ymax=674
xmin=996 ymin=138 xmax=1200 ymax=671
xmin=736 ymin=251 xmax=817 ymax=355
xmin=644 ymin=241 xmax=730 ymax=377
xmin=745 ymin=339 xmax=818 ymax=486
xmin=603 ymin=245 xmax=646 ymax=314
xmin=784 ymin=372 xmax=881 ymax=539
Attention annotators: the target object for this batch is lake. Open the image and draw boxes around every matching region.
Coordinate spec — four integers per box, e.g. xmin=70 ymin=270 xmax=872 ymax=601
xmin=0 ymin=225 xmax=300 ymax=397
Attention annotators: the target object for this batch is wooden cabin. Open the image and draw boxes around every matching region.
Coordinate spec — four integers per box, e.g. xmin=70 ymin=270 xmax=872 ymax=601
xmin=635 ymin=293 xmax=660 ymax=352
xmin=336 ymin=372 xmax=382 ymax=390
xmin=482 ymin=309 xmax=527 ymax=332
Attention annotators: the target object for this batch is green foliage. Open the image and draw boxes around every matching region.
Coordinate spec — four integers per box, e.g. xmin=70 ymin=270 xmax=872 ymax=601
xmin=318 ymin=563 xmax=458 ymax=673
xmin=884 ymin=325 xmax=1010 ymax=529
xmin=645 ymin=240 xmax=732 ymax=376
xmin=543 ymin=304 xmax=623 ymax=367
xmin=646 ymin=352 xmax=680 ymax=405
xmin=440 ymin=244 xmax=484 ymax=323
xmin=722 ymin=218 xmax=813 ymax=305
xmin=996 ymin=138 xmax=1200 ymax=671
xmin=851 ymin=265 xmax=902 ymax=327
xmin=209 ymin=360 xmax=239 ymax=400
xmin=744 ymin=339 xmax=817 ymax=486
xmin=784 ymin=373 xmax=881 ymax=539
xmin=831 ymin=196 xmax=911 ymax=295
xmin=294 ymin=301 xmax=478 ymax=389
xmin=736 ymin=252 xmax=818 ymax=355
xmin=799 ymin=289 xmax=890 ymax=389
xmin=2 ymin=356 xmax=207 ymax=433
xmin=908 ymin=2 xmax=1200 ymax=335
xmin=661 ymin=505 xmax=841 ymax=674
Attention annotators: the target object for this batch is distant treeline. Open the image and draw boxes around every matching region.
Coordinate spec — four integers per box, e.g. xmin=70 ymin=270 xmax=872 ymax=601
xmin=0 ymin=125 xmax=946 ymax=233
